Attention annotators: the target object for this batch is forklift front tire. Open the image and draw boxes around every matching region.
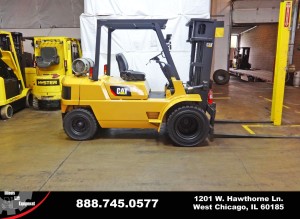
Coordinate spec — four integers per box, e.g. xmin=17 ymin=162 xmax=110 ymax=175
xmin=63 ymin=108 xmax=98 ymax=141
xmin=167 ymin=105 xmax=209 ymax=147
xmin=0 ymin=104 xmax=13 ymax=120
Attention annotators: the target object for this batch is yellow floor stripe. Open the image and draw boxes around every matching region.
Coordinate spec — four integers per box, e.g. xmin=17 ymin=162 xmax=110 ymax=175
xmin=242 ymin=124 xmax=300 ymax=135
xmin=246 ymin=124 xmax=300 ymax=128
xmin=242 ymin=125 xmax=256 ymax=135
xmin=260 ymin=96 xmax=290 ymax=109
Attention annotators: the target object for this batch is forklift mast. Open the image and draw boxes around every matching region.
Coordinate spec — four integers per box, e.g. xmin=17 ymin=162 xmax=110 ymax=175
xmin=186 ymin=19 xmax=217 ymax=87
xmin=11 ymin=32 xmax=26 ymax=85
xmin=186 ymin=18 xmax=221 ymax=104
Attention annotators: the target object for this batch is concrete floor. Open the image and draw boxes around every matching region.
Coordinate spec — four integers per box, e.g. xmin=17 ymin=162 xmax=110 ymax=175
xmin=0 ymin=77 xmax=300 ymax=191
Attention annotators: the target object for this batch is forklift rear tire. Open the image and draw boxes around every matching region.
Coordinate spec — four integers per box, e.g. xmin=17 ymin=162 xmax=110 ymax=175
xmin=167 ymin=105 xmax=209 ymax=147
xmin=1 ymin=104 xmax=13 ymax=120
xmin=26 ymin=91 xmax=33 ymax=108
xmin=213 ymin=69 xmax=230 ymax=85
xmin=32 ymin=97 xmax=39 ymax=110
xmin=63 ymin=108 xmax=98 ymax=141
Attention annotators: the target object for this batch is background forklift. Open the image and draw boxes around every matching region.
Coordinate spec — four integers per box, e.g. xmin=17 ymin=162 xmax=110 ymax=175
xmin=24 ymin=36 xmax=82 ymax=110
xmin=61 ymin=18 xmax=219 ymax=147
xmin=234 ymin=47 xmax=252 ymax=70
xmin=0 ymin=31 xmax=30 ymax=119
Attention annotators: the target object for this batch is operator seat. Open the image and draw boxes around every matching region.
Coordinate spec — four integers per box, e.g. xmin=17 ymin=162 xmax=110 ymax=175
xmin=36 ymin=47 xmax=60 ymax=68
xmin=115 ymin=53 xmax=145 ymax=81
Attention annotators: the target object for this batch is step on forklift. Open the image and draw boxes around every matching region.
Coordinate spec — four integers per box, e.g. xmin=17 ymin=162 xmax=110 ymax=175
xmin=24 ymin=36 xmax=82 ymax=110
xmin=0 ymin=31 xmax=30 ymax=119
xmin=61 ymin=18 xmax=218 ymax=147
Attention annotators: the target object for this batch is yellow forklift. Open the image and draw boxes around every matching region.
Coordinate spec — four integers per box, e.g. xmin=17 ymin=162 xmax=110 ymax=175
xmin=0 ymin=31 xmax=30 ymax=119
xmin=25 ymin=36 xmax=82 ymax=109
xmin=61 ymin=19 xmax=220 ymax=147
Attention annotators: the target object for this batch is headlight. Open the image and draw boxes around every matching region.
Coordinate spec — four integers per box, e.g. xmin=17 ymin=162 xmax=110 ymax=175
xmin=72 ymin=58 xmax=94 ymax=76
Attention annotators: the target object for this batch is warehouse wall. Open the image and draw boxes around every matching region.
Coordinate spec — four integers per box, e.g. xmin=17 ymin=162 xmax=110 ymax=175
xmin=240 ymin=24 xmax=278 ymax=72
xmin=0 ymin=0 xmax=83 ymax=28
xmin=232 ymin=0 xmax=280 ymax=24
xmin=211 ymin=0 xmax=231 ymax=73
xmin=0 ymin=0 xmax=83 ymax=53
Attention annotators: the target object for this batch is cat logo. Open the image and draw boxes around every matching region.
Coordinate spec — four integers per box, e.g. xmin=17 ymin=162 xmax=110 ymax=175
xmin=206 ymin=42 xmax=213 ymax=48
xmin=110 ymin=86 xmax=131 ymax=96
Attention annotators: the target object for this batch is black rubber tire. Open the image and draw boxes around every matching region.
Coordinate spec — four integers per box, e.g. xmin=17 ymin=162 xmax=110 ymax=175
xmin=213 ymin=69 xmax=230 ymax=85
xmin=167 ymin=105 xmax=209 ymax=147
xmin=26 ymin=91 xmax=33 ymax=108
xmin=0 ymin=104 xmax=13 ymax=120
xmin=63 ymin=108 xmax=98 ymax=140
xmin=32 ymin=97 xmax=39 ymax=110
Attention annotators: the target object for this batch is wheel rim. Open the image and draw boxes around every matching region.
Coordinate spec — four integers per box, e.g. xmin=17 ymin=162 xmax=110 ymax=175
xmin=7 ymin=105 xmax=13 ymax=118
xmin=174 ymin=114 xmax=201 ymax=140
xmin=71 ymin=116 xmax=89 ymax=134
xmin=1 ymin=105 xmax=13 ymax=119
xmin=218 ymin=75 xmax=225 ymax=80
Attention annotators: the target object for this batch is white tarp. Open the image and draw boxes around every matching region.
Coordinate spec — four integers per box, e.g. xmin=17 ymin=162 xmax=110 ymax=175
xmin=81 ymin=0 xmax=211 ymax=91
xmin=84 ymin=0 xmax=210 ymax=16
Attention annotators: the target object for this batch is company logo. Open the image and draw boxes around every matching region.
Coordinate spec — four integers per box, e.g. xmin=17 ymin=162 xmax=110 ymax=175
xmin=37 ymin=79 xmax=60 ymax=86
xmin=110 ymin=86 xmax=131 ymax=96
xmin=0 ymin=191 xmax=50 ymax=218
xmin=0 ymin=191 xmax=33 ymax=216
xmin=206 ymin=42 xmax=213 ymax=48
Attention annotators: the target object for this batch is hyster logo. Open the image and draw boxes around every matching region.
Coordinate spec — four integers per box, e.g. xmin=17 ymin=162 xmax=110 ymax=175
xmin=37 ymin=79 xmax=59 ymax=86
xmin=110 ymin=86 xmax=131 ymax=96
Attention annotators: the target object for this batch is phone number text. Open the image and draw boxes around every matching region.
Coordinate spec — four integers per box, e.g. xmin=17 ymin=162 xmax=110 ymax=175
xmin=76 ymin=199 xmax=159 ymax=208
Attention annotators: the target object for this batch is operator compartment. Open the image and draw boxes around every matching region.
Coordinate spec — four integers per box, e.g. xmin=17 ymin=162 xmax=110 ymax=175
xmin=34 ymin=38 xmax=64 ymax=75
xmin=103 ymin=76 xmax=150 ymax=100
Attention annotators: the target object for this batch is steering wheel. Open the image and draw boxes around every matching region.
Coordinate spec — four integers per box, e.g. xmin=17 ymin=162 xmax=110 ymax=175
xmin=149 ymin=51 xmax=164 ymax=62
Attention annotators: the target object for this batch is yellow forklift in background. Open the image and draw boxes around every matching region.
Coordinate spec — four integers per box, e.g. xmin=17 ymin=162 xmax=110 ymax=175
xmin=0 ymin=31 xmax=30 ymax=119
xmin=25 ymin=36 xmax=82 ymax=109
